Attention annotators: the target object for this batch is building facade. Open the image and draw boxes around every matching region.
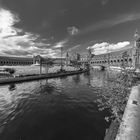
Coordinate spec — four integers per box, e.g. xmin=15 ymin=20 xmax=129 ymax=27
xmin=0 ymin=55 xmax=66 ymax=66
xmin=90 ymin=49 xmax=133 ymax=68
xmin=0 ymin=56 xmax=33 ymax=66
xmin=90 ymin=31 xmax=140 ymax=69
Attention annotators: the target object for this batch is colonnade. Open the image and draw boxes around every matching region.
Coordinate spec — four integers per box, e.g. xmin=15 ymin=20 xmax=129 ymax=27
xmin=0 ymin=56 xmax=33 ymax=66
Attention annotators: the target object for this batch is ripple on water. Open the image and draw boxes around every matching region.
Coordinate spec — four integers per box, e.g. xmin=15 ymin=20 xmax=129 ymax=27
xmin=0 ymin=71 xmax=111 ymax=140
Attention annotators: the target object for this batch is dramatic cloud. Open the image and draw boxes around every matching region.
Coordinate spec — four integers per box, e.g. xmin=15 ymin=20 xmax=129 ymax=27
xmin=0 ymin=0 xmax=140 ymax=57
xmin=88 ymin=41 xmax=130 ymax=54
xmin=0 ymin=8 xmax=58 ymax=57
xmin=2 ymin=48 xmax=59 ymax=58
xmin=0 ymin=8 xmax=19 ymax=38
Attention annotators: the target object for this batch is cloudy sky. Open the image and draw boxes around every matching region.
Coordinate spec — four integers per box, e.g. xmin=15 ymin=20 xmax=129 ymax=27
xmin=0 ymin=0 xmax=140 ymax=57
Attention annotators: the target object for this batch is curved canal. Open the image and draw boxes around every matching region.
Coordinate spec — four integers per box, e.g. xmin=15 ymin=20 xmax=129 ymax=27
xmin=0 ymin=71 xmax=112 ymax=140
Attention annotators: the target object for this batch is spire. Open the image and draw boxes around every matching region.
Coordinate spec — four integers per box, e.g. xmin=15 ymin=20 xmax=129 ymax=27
xmin=66 ymin=52 xmax=69 ymax=58
xmin=76 ymin=53 xmax=80 ymax=60
xmin=134 ymin=29 xmax=139 ymax=40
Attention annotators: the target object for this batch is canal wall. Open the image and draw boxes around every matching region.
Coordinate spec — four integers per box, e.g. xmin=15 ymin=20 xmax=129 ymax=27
xmin=0 ymin=70 xmax=87 ymax=85
xmin=104 ymin=119 xmax=120 ymax=140
xmin=91 ymin=65 xmax=105 ymax=70
xmin=0 ymin=65 xmax=79 ymax=76
xmin=115 ymin=85 xmax=140 ymax=140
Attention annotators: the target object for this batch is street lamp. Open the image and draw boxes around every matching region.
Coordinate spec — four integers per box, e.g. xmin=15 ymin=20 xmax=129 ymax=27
xmin=60 ymin=46 xmax=63 ymax=71
xmin=87 ymin=48 xmax=93 ymax=69
xmin=107 ymin=46 xmax=110 ymax=71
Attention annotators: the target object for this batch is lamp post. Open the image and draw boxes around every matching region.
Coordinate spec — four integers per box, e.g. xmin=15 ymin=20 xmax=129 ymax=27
xmin=87 ymin=48 xmax=92 ymax=70
xmin=60 ymin=46 xmax=63 ymax=71
xmin=107 ymin=47 xmax=110 ymax=70
xmin=40 ymin=57 xmax=42 ymax=75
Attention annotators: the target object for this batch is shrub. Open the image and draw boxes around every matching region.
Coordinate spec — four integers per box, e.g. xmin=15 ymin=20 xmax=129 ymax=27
xmin=4 ymin=68 xmax=16 ymax=75
xmin=96 ymin=69 xmax=135 ymax=121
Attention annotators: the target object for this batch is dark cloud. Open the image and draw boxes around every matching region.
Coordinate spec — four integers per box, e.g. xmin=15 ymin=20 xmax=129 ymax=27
xmin=101 ymin=0 xmax=109 ymax=5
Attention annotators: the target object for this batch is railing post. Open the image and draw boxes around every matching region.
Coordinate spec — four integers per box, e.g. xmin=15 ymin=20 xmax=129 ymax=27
xmin=39 ymin=57 xmax=42 ymax=75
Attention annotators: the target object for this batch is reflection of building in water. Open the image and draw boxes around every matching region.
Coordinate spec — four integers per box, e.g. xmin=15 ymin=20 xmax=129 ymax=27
xmin=72 ymin=74 xmax=80 ymax=83
xmin=0 ymin=81 xmax=45 ymax=125
xmin=88 ymin=71 xmax=107 ymax=88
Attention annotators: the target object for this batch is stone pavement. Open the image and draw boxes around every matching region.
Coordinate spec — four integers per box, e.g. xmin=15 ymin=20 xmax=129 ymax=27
xmin=115 ymin=85 xmax=140 ymax=140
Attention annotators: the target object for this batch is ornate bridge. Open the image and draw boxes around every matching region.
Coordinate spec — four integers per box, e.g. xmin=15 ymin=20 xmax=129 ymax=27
xmin=88 ymin=32 xmax=140 ymax=71
xmin=90 ymin=49 xmax=133 ymax=69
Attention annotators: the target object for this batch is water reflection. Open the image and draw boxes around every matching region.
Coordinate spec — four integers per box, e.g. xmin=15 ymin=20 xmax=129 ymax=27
xmin=72 ymin=74 xmax=80 ymax=83
xmin=87 ymin=71 xmax=107 ymax=88
xmin=8 ymin=84 xmax=16 ymax=91
xmin=0 ymin=71 xmax=111 ymax=140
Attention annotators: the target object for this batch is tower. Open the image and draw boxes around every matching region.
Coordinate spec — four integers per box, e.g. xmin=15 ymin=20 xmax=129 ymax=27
xmin=134 ymin=29 xmax=139 ymax=45
xmin=133 ymin=29 xmax=140 ymax=71
xmin=65 ymin=52 xmax=70 ymax=66
xmin=87 ymin=48 xmax=93 ymax=64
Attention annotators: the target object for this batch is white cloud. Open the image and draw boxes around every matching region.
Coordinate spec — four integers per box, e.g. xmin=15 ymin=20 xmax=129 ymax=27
xmin=88 ymin=41 xmax=130 ymax=55
xmin=0 ymin=8 xmax=19 ymax=38
xmin=67 ymin=26 xmax=79 ymax=35
xmin=0 ymin=8 xmax=58 ymax=57
xmin=53 ymin=40 xmax=68 ymax=48
xmin=68 ymin=45 xmax=80 ymax=51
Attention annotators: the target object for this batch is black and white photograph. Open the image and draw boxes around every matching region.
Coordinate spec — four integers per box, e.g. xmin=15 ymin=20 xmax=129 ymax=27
xmin=0 ymin=0 xmax=140 ymax=140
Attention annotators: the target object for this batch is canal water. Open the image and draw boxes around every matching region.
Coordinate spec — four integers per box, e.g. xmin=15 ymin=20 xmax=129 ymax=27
xmin=0 ymin=71 xmax=112 ymax=140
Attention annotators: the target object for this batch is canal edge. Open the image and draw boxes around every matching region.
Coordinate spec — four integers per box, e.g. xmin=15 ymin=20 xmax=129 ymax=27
xmin=115 ymin=85 xmax=140 ymax=140
xmin=0 ymin=70 xmax=88 ymax=85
